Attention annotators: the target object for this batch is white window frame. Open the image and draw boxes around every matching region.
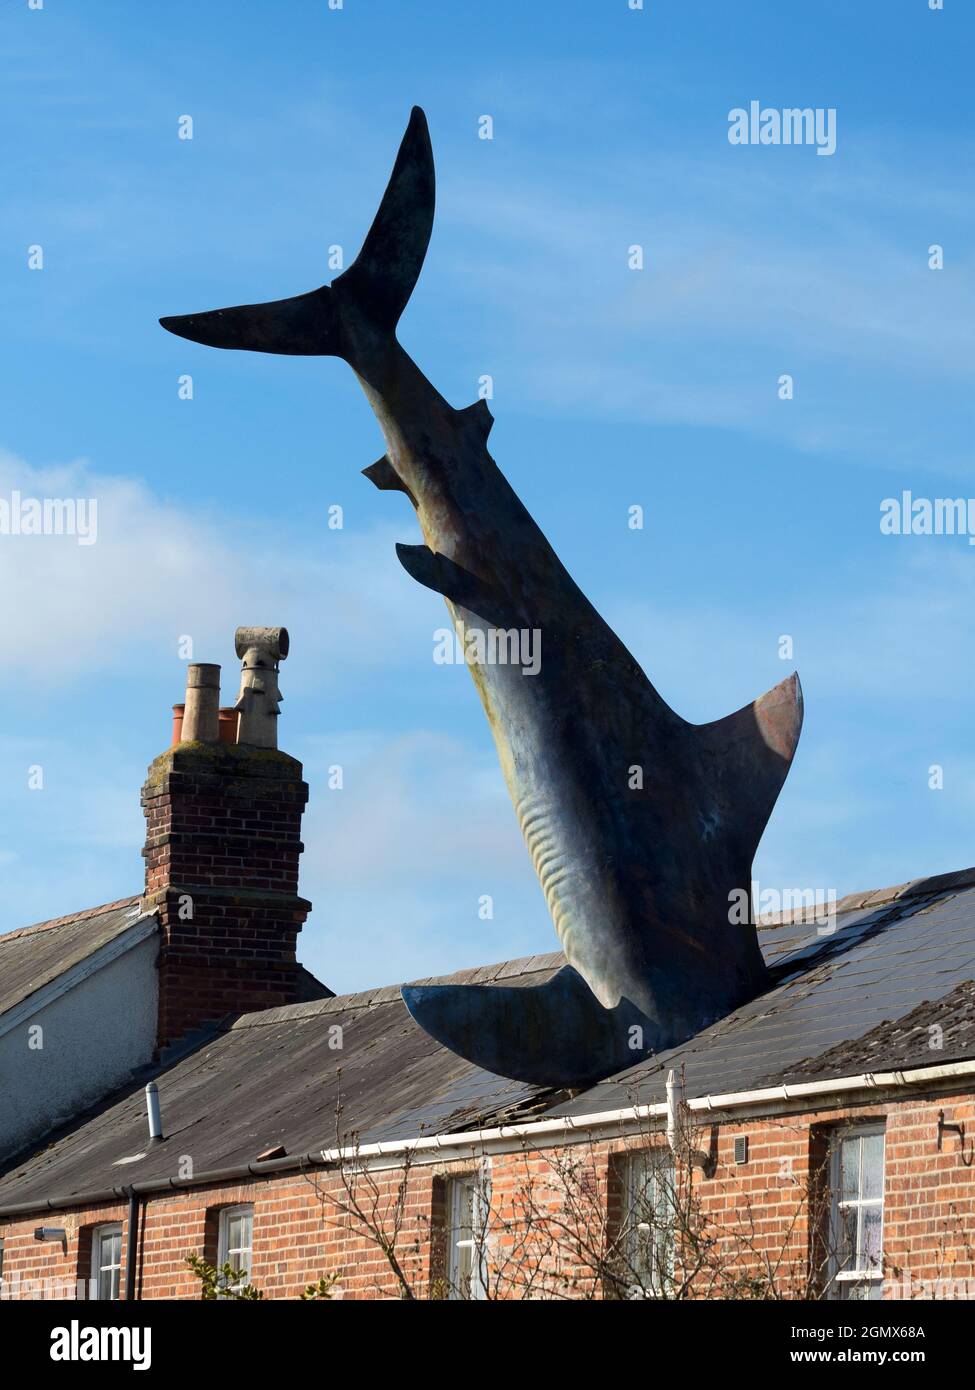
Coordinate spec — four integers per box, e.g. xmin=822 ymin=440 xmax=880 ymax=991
xmin=622 ymin=1149 xmax=675 ymax=1298
xmin=89 ymin=1223 xmax=123 ymax=1301
xmin=446 ymin=1173 xmax=489 ymax=1300
xmin=829 ymin=1125 xmax=885 ymax=1301
xmin=216 ymin=1204 xmax=254 ymax=1285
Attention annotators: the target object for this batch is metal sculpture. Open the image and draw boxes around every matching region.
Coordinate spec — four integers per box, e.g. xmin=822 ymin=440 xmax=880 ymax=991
xmin=160 ymin=108 xmax=803 ymax=1087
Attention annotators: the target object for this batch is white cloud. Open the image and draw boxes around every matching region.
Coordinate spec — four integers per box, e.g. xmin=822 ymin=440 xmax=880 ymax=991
xmin=0 ymin=449 xmax=553 ymax=973
xmin=0 ymin=448 xmax=432 ymax=686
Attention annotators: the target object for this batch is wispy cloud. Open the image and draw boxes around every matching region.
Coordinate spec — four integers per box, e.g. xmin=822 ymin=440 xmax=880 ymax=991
xmin=0 ymin=448 xmax=430 ymax=686
xmin=435 ymin=143 xmax=974 ymax=469
xmin=608 ymin=544 xmax=975 ymax=716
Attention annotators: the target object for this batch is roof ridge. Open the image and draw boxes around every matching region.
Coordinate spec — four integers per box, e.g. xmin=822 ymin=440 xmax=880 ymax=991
xmin=0 ymin=895 xmax=144 ymax=944
xmin=228 ymin=948 xmax=567 ymax=1029
xmin=756 ymin=866 xmax=975 ymax=928
xmin=226 ymin=870 xmax=975 ymax=1027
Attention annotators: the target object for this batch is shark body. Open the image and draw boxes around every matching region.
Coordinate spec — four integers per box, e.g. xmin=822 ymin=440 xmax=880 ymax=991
xmin=160 ymin=108 xmax=803 ymax=1087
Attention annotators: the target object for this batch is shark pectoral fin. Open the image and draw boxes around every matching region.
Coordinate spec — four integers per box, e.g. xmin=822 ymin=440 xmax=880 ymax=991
xmin=395 ymin=542 xmax=454 ymax=594
xmin=699 ymin=670 xmax=804 ymax=848
xmin=402 ymin=965 xmax=655 ymax=1088
xmin=332 ymin=106 xmax=435 ymax=331
xmin=395 ymin=543 xmax=508 ymax=627
xmin=160 ymin=286 xmax=339 ymax=356
xmin=362 ymin=456 xmax=417 ymax=506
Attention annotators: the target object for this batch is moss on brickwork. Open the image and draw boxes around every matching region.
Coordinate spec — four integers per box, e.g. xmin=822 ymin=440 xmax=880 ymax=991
xmin=143 ymin=742 xmax=304 ymax=793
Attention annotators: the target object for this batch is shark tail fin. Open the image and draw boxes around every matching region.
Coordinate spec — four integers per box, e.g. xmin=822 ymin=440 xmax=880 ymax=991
xmin=332 ymin=105 xmax=435 ymax=331
xmin=159 ymin=285 xmax=339 ymax=356
xmin=159 ymin=107 xmax=434 ymax=356
xmin=402 ymin=965 xmax=656 ymax=1089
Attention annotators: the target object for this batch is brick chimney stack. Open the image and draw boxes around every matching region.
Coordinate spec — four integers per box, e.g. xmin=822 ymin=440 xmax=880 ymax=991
xmin=143 ymin=629 xmax=311 ymax=1049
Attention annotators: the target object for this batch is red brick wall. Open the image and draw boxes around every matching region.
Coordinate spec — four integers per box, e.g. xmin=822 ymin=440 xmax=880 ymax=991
xmin=3 ymin=1090 xmax=972 ymax=1300
xmin=141 ymin=744 xmax=311 ymax=1047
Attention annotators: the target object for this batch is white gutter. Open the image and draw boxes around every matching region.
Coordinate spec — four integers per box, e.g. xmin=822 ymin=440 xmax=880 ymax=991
xmin=320 ymin=1058 xmax=975 ymax=1168
xmin=7 ymin=1054 xmax=973 ymax=1219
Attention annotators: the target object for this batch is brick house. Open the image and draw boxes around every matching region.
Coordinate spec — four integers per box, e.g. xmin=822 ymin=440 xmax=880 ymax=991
xmin=1 ymin=639 xmax=974 ymax=1301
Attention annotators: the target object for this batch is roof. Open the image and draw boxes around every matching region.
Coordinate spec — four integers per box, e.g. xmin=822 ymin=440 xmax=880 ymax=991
xmin=0 ymin=956 xmax=562 ymax=1212
xmin=770 ymin=979 xmax=975 ymax=1084
xmin=1 ymin=869 xmax=973 ymax=1213
xmin=0 ymin=894 xmax=332 ymax=1028
xmin=554 ymin=871 xmax=975 ymax=1116
xmin=0 ymin=897 xmax=152 ymax=1023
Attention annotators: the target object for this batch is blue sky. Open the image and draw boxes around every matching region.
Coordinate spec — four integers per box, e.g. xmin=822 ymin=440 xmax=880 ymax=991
xmin=1 ymin=0 xmax=972 ymax=991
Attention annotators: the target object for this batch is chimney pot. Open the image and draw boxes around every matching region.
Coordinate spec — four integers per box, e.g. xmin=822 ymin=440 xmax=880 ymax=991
xmin=235 ymin=626 xmax=289 ymax=662
xmin=218 ymin=707 xmax=239 ymax=744
xmin=234 ymin=627 xmax=289 ymax=749
xmin=181 ymin=663 xmax=221 ymax=744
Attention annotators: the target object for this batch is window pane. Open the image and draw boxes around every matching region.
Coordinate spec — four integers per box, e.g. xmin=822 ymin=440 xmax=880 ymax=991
xmin=227 ymin=1214 xmax=244 ymax=1253
xmin=218 ymin=1207 xmax=254 ymax=1284
xmin=455 ymin=1180 xmax=474 ymax=1240
xmin=235 ymin=1212 xmax=253 ymax=1274
xmin=860 ymin=1204 xmax=883 ymax=1270
xmin=839 ymin=1137 xmax=860 ymax=1202
xmin=447 ymin=1177 xmax=480 ymax=1300
xmin=626 ymin=1154 xmax=674 ymax=1295
xmin=94 ymin=1230 xmax=121 ymax=1301
xmin=653 ymin=1167 xmax=671 ymax=1223
xmin=456 ymin=1241 xmax=473 ymax=1299
xmin=831 ymin=1130 xmax=885 ymax=1301
xmin=835 ymin=1205 xmax=857 ymax=1272
xmin=861 ymin=1133 xmax=885 ymax=1200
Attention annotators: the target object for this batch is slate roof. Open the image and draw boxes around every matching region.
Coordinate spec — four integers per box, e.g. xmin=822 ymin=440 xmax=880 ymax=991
xmin=0 ymin=895 xmax=332 ymax=1026
xmin=769 ymin=979 xmax=975 ymax=1084
xmin=554 ymin=872 xmax=975 ymax=1116
xmin=1 ymin=869 xmax=973 ymax=1214
xmin=0 ymin=897 xmax=150 ymax=1020
xmin=0 ymin=956 xmax=563 ymax=1212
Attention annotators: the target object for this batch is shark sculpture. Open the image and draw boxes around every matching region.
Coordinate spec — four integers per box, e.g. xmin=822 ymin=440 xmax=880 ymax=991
xmin=160 ymin=107 xmax=803 ymax=1088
